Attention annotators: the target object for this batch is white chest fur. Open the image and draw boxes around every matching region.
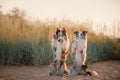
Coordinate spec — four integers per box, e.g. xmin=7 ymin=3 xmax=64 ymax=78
xmin=74 ymin=52 xmax=82 ymax=65
xmin=55 ymin=39 xmax=69 ymax=61
xmin=74 ymin=38 xmax=87 ymax=65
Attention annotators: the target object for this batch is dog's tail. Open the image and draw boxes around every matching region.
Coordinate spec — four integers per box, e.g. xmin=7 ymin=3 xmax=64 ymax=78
xmin=91 ymin=71 xmax=100 ymax=77
xmin=87 ymin=71 xmax=92 ymax=76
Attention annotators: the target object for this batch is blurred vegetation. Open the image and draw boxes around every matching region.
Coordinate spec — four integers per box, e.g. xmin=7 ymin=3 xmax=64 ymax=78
xmin=0 ymin=7 xmax=120 ymax=66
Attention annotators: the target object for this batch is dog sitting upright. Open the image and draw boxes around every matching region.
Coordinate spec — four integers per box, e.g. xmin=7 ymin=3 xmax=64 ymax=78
xmin=70 ymin=31 xmax=91 ymax=76
xmin=50 ymin=27 xmax=70 ymax=76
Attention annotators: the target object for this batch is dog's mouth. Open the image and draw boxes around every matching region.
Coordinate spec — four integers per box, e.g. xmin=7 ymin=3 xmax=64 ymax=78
xmin=57 ymin=37 xmax=65 ymax=43
xmin=58 ymin=39 xmax=63 ymax=43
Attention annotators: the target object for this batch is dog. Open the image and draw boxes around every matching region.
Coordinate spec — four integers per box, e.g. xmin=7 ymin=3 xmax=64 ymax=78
xmin=70 ymin=31 xmax=92 ymax=76
xmin=70 ymin=64 xmax=92 ymax=76
xmin=49 ymin=27 xmax=70 ymax=76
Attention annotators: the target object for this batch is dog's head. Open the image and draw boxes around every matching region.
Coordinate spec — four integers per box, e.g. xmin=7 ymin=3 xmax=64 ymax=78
xmin=56 ymin=27 xmax=67 ymax=42
xmin=56 ymin=27 xmax=66 ymax=37
xmin=74 ymin=31 xmax=88 ymax=39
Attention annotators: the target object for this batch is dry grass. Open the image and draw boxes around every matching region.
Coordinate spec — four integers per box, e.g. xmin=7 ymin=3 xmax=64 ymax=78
xmin=0 ymin=8 xmax=120 ymax=66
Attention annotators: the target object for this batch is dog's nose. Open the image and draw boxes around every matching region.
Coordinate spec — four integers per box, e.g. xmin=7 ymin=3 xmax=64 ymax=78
xmin=55 ymin=60 xmax=57 ymax=63
xmin=58 ymin=39 xmax=63 ymax=43
xmin=58 ymin=39 xmax=60 ymax=42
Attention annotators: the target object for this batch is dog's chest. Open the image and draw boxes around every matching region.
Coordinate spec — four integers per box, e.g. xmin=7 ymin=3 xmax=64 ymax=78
xmin=58 ymin=40 xmax=69 ymax=51
xmin=74 ymin=39 xmax=87 ymax=64
xmin=76 ymin=39 xmax=86 ymax=51
xmin=55 ymin=39 xmax=69 ymax=61
xmin=74 ymin=53 xmax=82 ymax=64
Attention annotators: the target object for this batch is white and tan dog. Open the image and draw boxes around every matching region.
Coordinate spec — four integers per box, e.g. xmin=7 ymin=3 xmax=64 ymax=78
xmin=70 ymin=31 xmax=91 ymax=76
xmin=49 ymin=28 xmax=70 ymax=76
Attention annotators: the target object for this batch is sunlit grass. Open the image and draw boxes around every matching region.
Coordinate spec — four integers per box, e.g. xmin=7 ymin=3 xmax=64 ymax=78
xmin=0 ymin=8 xmax=120 ymax=66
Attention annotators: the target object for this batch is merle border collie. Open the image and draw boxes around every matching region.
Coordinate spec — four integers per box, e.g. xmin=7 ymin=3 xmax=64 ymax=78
xmin=50 ymin=27 xmax=69 ymax=76
xmin=70 ymin=31 xmax=92 ymax=76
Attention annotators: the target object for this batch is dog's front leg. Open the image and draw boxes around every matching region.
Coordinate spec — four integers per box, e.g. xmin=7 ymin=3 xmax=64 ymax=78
xmin=81 ymin=50 xmax=86 ymax=65
xmin=63 ymin=51 xmax=69 ymax=75
xmin=81 ymin=44 xmax=87 ymax=65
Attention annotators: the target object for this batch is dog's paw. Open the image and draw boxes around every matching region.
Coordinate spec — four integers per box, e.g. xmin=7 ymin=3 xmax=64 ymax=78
xmin=64 ymin=70 xmax=70 ymax=75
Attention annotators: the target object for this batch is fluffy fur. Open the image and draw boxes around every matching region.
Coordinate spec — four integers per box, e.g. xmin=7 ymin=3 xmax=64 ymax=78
xmin=70 ymin=31 xmax=91 ymax=76
xmin=50 ymin=28 xmax=69 ymax=76
xmin=70 ymin=64 xmax=92 ymax=76
xmin=71 ymin=31 xmax=87 ymax=65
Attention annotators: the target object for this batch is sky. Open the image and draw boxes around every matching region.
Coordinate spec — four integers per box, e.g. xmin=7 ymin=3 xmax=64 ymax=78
xmin=0 ymin=0 xmax=120 ymax=24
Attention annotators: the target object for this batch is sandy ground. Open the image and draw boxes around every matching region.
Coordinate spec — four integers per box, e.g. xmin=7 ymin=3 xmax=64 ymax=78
xmin=0 ymin=60 xmax=120 ymax=80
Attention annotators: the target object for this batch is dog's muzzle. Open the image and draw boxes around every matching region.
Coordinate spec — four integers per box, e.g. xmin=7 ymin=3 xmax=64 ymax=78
xmin=58 ymin=39 xmax=63 ymax=42
xmin=57 ymin=37 xmax=64 ymax=43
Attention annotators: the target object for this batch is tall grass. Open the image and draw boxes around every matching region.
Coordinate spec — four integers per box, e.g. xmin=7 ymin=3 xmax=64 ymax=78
xmin=0 ymin=39 xmax=52 ymax=66
xmin=0 ymin=8 xmax=120 ymax=66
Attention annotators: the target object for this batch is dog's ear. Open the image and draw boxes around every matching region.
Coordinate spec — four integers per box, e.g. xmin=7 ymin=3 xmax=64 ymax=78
xmin=56 ymin=27 xmax=60 ymax=31
xmin=53 ymin=34 xmax=57 ymax=39
xmin=56 ymin=28 xmax=60 ymax=35
xmin=63 ymin=27 xmax=66 ymax=33
xmin=74 ymin=31 xmax=79 ymax=35
xmin=82 ymin=31 xmax=88 ymax=35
